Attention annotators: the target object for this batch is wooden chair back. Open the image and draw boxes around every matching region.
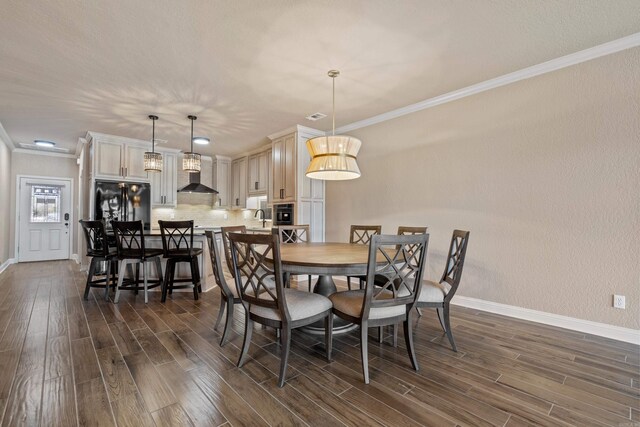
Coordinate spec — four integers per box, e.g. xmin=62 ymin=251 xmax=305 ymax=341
xmin=228 ymin=232 xmax=290 ymax=322
xmin=350 ymin=225 xmax=382 ymax=245
xmin=276 ymin=224 xmax=310 ymax=244
xmin=441 ymin=230 xmax=470 ymax=301
xmin=158 ymin=220 xmax=195 ymax=255
xmin=362 ymin=234 xmax=429 ymax=319
xmin=111 ymin=220 xmax=146 ymax=259
xmin=79 ymin=220 xmax=110 ymax=257
xmin=221 ymin=225 xmax=247 ymax=277
xmin=204 ymin=231 xmax=235 ymax=300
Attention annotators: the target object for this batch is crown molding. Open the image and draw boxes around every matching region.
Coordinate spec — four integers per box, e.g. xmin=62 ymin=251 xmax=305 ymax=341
xmin=336 ymin=32 xmax=640 ymax=134
xmin=267 ymin=124 xmax=324 ymax=141
xmin=267 ymin=126 xmax=298 ymax=141
xmin=12 ymin=148 xmax=78 ymax=159
xmin=0 ymin=122 xmax=15 ymax=151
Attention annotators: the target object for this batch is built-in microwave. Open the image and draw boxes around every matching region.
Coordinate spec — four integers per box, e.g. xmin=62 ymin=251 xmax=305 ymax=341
xmin=273 ymin=203 xmax=294 ymax=225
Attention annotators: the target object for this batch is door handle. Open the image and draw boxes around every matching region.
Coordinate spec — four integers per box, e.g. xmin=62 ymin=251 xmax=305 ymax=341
xmin=255 ymin=182 xmax=258 ymax=190
xmin=236 ymin=198 xmax=239 ymax=206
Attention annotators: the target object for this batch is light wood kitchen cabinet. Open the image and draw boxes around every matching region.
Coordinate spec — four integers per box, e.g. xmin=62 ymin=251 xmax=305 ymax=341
xmin=272 ymin=133 xmax=296 ymax=202
xmin=268 ymin=125 xmax=325 ymax=241
xmin=150 ymin=152 xmax=177 ymax=207
xmin=213 ymin=156 xmax=232 ymax=209
xmin=266 ymin=148 xmax=273 ymax=204
xmin=248 ymin=149 xmax=269 ymax=196
xmin=298 ymin=200 xmax=324 ymax=242
xmin=89 ymin=133 xmax=150 ymax=181
xmin=231 ymin=156 xmax=247 ymax=208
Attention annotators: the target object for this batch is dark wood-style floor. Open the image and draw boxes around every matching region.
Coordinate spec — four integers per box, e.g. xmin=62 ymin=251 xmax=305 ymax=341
xmin=0 ymin=261 xmax=637 ymax=426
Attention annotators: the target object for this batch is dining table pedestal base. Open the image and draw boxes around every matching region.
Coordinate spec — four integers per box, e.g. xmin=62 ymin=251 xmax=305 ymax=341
xmin=299 ymin=274 xmax=358 ymax=335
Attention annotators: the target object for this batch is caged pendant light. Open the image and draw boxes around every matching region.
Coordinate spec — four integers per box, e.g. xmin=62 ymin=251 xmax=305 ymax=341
xmin=183 ymin=115 xmax=202 ymax=173
xmin=143 ymin=115 xmax=163 ymax=172
xmin=305 ymin=70 xmax=361 ymax=180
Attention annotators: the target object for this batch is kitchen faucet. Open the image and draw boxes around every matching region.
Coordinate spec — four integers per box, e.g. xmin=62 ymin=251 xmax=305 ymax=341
xmin=254 ymin=209 xmax=267 ymax=228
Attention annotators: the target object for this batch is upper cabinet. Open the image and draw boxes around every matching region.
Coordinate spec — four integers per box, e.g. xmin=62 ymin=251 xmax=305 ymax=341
xmin=247 ymin=149 xmax=270 ymax=196
xmin=149 ymin=152 xmax=177 ymax=207
xmin=231 ymin=156 xmax=247 ymax=208
xmin=266 ymin=148 xmax=273 ymax=204
xmin=90 ymin=135 xmax=149 ymax=181
xmin=269 ymin=126 xmax=324 ymax=203
xmin=272 ymin=133 xmax=296 ymax=202
xmin=213 ymin=156 xmax=232 ymax=209
xmin=268 ymin=126 xmax=325 ymax=241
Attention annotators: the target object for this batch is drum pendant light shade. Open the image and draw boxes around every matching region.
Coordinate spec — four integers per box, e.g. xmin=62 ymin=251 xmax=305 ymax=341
xmin=306 ymin=135 xmax=361 ymax=180
xmin=144 ymin=115 xmax=163 ymax=172
xmin=183 ymin=115 xmax=201 ymax=173
xmin=306 ymin=70 xmax=361 ymax=180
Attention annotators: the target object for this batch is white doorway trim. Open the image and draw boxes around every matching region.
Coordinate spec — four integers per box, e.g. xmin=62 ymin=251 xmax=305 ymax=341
xmin=14 ymin=175 xmax=74 ymax=261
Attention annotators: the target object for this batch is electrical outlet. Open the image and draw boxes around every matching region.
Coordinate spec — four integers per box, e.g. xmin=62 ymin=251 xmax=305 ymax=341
xmin=223 ymin=213 xmax=228 ymax=220
xmin=170 ymin=213 xmax=175 ymax=219
xmin=613 ymin=295 xmax=625 ymax=309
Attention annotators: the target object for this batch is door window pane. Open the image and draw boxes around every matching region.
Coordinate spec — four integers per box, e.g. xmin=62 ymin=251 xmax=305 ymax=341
xmin=30 ymin=185 xmax=61 ymax=223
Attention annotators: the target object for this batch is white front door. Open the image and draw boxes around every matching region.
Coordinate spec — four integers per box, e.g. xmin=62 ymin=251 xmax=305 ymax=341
xmin=18 ymin=177 xmax=72 ymax=262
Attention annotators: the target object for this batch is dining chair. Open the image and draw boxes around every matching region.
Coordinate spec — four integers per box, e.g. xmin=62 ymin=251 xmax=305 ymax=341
xmin=158 ymin=220 xmax=202 ymax=302
xmin=347 ymin=225 xmax=382 ymax=290
xmin=416 ymin=229 xmax=469 ymax=352
xmin=79 ymin=220 xmax=118 ymax=301
xmin=274 ymin=224 xmax=312 ymax=291
xmin=228 ymin=231 xmax=333 ymax=387
xmin=111 ymin=220 xmax=164 ymax=304
xmin=330 ymin=233 xmax=429 ymax=384
xmin=221 ymin=225 xmax=247 ymax=277
xmin=205 ymin=230 xmax=241 ymax=346
xmin=377 ymin=226 xmax=428 ymax=345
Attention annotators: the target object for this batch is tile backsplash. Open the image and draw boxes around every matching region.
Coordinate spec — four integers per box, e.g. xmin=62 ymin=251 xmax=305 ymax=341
xmin=152 ymin=205 xmax=271 ymax=229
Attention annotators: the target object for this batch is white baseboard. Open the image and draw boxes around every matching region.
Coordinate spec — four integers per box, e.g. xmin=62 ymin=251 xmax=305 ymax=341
xmin=0 ymin=258 xmax=16 ymax=275
xmin=451 ymin=295 xmax=640 ymax=345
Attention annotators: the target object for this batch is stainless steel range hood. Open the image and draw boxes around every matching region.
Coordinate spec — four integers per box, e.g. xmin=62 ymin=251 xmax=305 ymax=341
xmin=177 ymin=171 xmax=218 ymax=194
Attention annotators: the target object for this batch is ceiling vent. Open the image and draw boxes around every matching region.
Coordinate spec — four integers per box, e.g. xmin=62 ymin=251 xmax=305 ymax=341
xmin=305 ymin=112 xmax=327 ymax=121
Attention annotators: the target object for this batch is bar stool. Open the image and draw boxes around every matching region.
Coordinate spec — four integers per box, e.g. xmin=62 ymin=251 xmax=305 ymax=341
xmin=111 ymin=220 xmax=164 ymax=304
xmin=158 ymin=220 xmax=202 ymax=302
xmin=79 ymin=220 xmax=118 ymax=301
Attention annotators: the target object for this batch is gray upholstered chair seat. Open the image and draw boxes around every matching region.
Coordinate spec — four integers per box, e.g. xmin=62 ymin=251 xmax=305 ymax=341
xmin=330 ymin=290 xmax=406 ymax=320
xmin=417 ymin=280 xmax=451 ymax=303
xmin=250 ymin=289 xmax=332 ymax=321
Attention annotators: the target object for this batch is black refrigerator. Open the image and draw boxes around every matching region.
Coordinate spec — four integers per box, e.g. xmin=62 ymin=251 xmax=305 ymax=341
xmin=94 ymin=181 xmax=151 ymax=230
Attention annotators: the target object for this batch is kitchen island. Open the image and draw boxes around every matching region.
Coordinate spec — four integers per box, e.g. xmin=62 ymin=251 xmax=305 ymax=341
xmin=139 ymin=227 xmax=221 ymax=292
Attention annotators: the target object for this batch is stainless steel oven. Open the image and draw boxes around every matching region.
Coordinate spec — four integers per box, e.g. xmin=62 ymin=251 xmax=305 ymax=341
xmin=273 ymin=203 xmax=293 ymax=225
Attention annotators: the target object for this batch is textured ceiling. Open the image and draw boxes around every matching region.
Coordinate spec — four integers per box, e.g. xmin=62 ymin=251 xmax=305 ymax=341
xmin=0 ymin=0 xmax=638 ymax=156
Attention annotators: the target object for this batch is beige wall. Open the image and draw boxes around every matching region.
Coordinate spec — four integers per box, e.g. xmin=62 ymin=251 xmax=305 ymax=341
xmin=0 ymin=138 xmax=11 ymax=264
xmin=10 ymin=152 xmax=80 ymax=256
xmin=326 ymin=48 xmax=640 ymax=329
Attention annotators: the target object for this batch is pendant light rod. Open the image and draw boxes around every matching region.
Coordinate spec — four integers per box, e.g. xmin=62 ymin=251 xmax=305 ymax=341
xmin=149 ymin=114 xmax=158 ymax=152
xmin=328 ymin=70 xmax=339 ymax=136
xmin=188 ymin=115 xmax=197 ymax=152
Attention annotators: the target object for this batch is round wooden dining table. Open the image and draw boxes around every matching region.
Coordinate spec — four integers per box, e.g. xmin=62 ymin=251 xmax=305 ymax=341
xmin=278 ymin=242 xmax=373 ymax=334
